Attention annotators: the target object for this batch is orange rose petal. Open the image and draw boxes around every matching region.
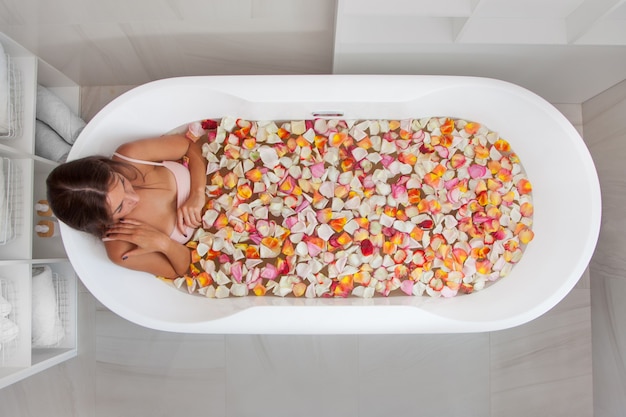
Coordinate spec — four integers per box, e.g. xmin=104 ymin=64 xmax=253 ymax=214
xmin=408 ymin=189 xmax=421 ymax=204
xmin=398 ymin=152 xmax=417 ymax=165
xmin=329 ymin=218 xmax=347 ymax=233
xmin=440 ymin=134 xmax=453 ymax=147
xmin=382 ymin=241 xmax=396 ymax=255
xmin=464 ymin=122 xmax=480 ymax=135
xmin=450 ymin=153 xmax=466 ymax=169
xmin=520 ymin=202 xmax=534 ymax=217
xmin=253 ymin=283 xmax=267 ymax=296
xmin=237 ymin=184 xmax=253 ymax=200
xmin=224 ymin=172 xmax=238 ymax=189
xmin=517 ymin=178 xmax=533 ymax=194
xmin=410 ymin=226 xmax=424 ymax=241
xmin=276 ymin=127 xmax=291 ymax=139
xmin=336 ymin=232 xmax=353 ymax=246
xmin=196 ymin=272 xmax=213 ymax=287
xmin=246 ymin=246 xmax=260 ymax=259
xmin=214 ymin=213 xmax=229 ymax=229
xmin=330 ymin=132 xmax=347 ymax=147
xmin=242 ymin=137 xmax=257 ymax=149
xmin=245 ymin=168 xmax=263 ymax=182
xmin=283 ymin=240 xmax=295 ymax=256
xmin=293 ymin=282 xmax=307 ymax=297
xmin=440 ymin=118 xmax=455 ymax=134
xmin=476 ymin=259 xmax=492 ymax=275
xmin=494 ymin=138 xmax=511 ymax=152
xmin=518 ymin=227 xmax=535 ymax=244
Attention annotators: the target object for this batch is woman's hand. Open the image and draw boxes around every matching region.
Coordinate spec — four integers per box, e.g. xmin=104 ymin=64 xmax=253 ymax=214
xmin=105 ymin=219 xmax=169 ymax=259
xmin=177 ymin=191 xmax=205 ymax=233
xmin=104 ymin=219 xmax=192 ymax=278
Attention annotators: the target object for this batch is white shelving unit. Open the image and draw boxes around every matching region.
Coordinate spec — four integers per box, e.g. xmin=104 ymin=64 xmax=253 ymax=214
xmin=0 ymin=32 xmax=78 ymax=390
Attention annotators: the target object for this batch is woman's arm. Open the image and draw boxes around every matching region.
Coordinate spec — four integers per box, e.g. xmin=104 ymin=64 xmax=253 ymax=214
xmin=115 ymin=133 xmax=208 ymax=231
xmin=104 ymin=219 xmax=191 ymax=278
xmin=177 ymin=138 xmax=208 ymax=231
xmin=114 ymin=134 xmax=193 ymax=163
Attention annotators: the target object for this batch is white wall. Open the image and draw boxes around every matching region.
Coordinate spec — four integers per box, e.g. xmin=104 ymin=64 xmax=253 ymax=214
xmin=334 ymin=0 xmax=626 ymax=104
xmin=3 ymin=0 xmax=626 ymax=103
xmin=0 ymin=0 xmax=337 ymax=86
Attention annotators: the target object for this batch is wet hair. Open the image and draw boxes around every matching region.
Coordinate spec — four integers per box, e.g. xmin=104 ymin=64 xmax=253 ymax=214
xmin=46 ymin=156 xmax=138 ymax=238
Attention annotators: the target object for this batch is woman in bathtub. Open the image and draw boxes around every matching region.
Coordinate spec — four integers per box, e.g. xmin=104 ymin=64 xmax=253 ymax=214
xmin=46 ymin=132 xmax=207 ymax=279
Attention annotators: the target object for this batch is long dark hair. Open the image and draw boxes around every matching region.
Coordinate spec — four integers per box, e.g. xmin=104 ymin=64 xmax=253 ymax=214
xmin=46 ymin=156 xmax=139 ymax=238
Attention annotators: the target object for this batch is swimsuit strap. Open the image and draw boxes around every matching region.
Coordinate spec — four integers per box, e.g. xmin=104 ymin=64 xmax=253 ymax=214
xmin=113 ymin=152 xmax=164 ymax=166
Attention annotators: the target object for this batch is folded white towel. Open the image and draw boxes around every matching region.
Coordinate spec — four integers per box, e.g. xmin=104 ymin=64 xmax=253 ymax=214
xmin=0 ymin=42 xmax=9 ymax=135
xmin=35 ymin=120 xmax=71 ymax=162
xmin=31 ymin=265 xmax=65 ymax=347
xmin=0 ymin=293 xmax=11 ymax=317
xmin=0 ymin=158 xmax=12 ymax=243
xmin=0 ymin=317 xmax=19 ymax=344
xmin=36 ymin=85 xmax=85 ymax=145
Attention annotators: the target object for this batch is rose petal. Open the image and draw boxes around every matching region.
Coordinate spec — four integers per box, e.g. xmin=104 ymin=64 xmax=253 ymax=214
xmin=468 ymin=164 xmax=488 ymax=179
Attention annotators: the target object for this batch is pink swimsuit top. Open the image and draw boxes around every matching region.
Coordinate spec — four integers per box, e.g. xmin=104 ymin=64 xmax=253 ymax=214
xmin=113 ymin=152 xmax=195 ymax=244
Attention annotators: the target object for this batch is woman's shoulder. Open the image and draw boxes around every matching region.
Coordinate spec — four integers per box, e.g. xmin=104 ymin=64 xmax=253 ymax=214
xmin=112 ymin=145 xmax=165 ymax=181
xmin=103 ymin=239 xmax=132 ymax=267
xmin=113 ymin=143 xmax=163 ymax=166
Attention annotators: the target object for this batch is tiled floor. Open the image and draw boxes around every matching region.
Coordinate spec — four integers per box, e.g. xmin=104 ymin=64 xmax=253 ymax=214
xmin=583 ymin=78 xmax=626 ymax=417
xmin=92 ymin=288 xmax=590 ymax=417
xmin=0 ymin=89 xmax=595 ymax=417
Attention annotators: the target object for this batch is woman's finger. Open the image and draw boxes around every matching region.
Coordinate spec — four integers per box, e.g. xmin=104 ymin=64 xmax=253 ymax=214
xmin=177 ymin=209 xmax=187 ymax=234
xmin=107 ymin=224 xmax=135 ymax=235
xmin=119 ymin=218 xmax=141 ymax=225
xmin=187 ymin=211 xmax=198 ymax=227
xmin=122 ymin=246 xmax=151 ymax=260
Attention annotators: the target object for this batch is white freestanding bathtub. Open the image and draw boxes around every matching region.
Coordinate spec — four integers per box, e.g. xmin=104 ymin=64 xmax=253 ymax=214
xmin=64 ymin=75 xmax=601 ymax=334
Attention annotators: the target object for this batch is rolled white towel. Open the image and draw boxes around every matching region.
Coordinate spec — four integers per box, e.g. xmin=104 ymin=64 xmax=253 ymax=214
xmin=35 ymin=119 xmax=71 ymax=162
xmin=36 ymin=84 xmax=85 ymax=144
xmin=0 ymin=42 xmax=9 ymax=135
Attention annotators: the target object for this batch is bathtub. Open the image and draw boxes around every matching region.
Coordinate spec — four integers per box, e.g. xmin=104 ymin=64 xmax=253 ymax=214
xmin=64 ymin=75 xmax=601 ymax=334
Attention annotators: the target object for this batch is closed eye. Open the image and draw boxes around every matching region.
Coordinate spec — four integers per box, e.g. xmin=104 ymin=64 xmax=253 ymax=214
xmin=114 ymin=175 xmax=125 ymax=214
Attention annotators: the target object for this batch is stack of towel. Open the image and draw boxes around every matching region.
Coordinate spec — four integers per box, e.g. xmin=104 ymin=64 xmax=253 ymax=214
xmin=0 ymin=285 xmax=19 ymax=349
xmin=0 ymin=41 xmax=15 ymax=137
xmin=0 ymin=157 xmax=12 ymax=244
xmin=35 ymin=85 xmax=86 ymax=162
xmin=31 ymin=265 xmax=65 ymax=347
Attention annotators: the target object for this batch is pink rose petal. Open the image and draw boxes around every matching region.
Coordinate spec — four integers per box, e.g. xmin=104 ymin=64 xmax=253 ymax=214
xmin=444 ymin=178 xmax=459 ymax=190
xmin=435 ymin=145 xmax=449 ymax=158
xmin=441 ymin=286 xmax=458 ymax=298
xmin=231 ymin=262 xmax=243 ymax=283
xmin=307 ymin=242 xmax=323 ymax=257
xmin=447 ymin=188 xmax=461 ymax=204
xmin=311 ymin=162 xmax=325 ymax=178
xmin=380 ymin=155 xmax=395 ymax=168
xmin=400 ymin=280 xmax=414 ymax=296
xmin=261 ymin=264 xmax=278 ymax=280
xmin=468 ymin=164 xmax=487 ymax=179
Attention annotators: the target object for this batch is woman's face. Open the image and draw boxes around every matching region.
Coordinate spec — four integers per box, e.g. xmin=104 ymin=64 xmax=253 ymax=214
xmin=106 ymin=173 xmax=140 ymax=222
